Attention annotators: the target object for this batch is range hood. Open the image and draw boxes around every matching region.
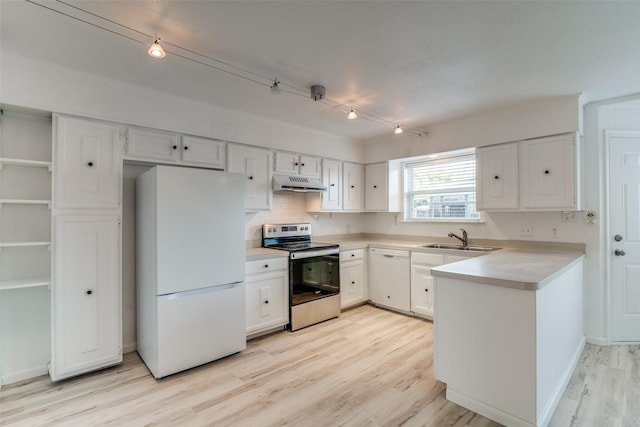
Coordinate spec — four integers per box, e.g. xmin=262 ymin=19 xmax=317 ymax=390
xmin=272 ymin=174 xmax=326 ymax=193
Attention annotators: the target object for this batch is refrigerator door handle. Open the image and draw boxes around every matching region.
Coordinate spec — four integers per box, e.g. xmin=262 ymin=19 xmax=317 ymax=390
xmin=161 ymin=281 xmax=243 ymax=299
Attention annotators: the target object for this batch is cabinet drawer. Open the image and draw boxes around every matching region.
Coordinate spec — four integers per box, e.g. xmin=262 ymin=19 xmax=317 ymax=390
xmin=411 ymin=252 xmax=445 ymax=266
xmin=341 ymin=249 xmax=365 ymax=261
xmin=246 ymin=257 xmax=288 ymax=275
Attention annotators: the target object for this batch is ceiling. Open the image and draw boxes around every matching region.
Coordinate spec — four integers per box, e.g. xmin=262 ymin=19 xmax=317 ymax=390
xmin=2 ymin=1 xmax=639 ymax=141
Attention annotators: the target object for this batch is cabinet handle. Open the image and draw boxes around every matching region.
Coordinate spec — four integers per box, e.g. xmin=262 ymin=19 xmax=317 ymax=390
xmin=424 ymin=288 xmax=429 ymax=292
xmin=87 ymin=162 xmax=94 ymax=167
xmin=351 ymin=281 xmax=355 ymax=284
xmin=331 ymin=183 xmax=335 ymax=187
xmin=373 ymin=185 xmax=377 ymax=189
xmin=301 ymin=163 xmax=305 ymax=166
xmin=264 ymin=300 xmax=269 ymax=304
xmin=172 ymin=145 xmax=178 ymax=150
xmin=544 ymin=170 xmax=550 ymax=175
xmin=264 ymin=264 xmax=269 ymax=268
xmin=249 ymin=176 xmax=254 ymax=180
xmin=184 ymin=146 xmax=189 ymax=150
xmin=387 ymin=295 xmax=391 ymax=299
xmin=351 ymin=185 xmax=355 ymax=188
xmin=86 ymin=289 xmax=93 ymax=295
xmin=295 ymin=162 xmax=299 ymax=166
xmin=351 ymin=253 xmax=355 ymax=257
xmin=494 ymin=175 xmax=499 ymax=180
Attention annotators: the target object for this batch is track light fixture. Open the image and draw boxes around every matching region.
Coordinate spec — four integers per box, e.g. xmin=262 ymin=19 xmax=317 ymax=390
xmin=148 ymin=36 xmax=166 ymax=58
xmin=347 ymin=107 xmax=358 ymax=120
xmin=270 ymin=78 xmax=282 ymax=95
xmin=394 ymin=123 xmax=404 ymax=134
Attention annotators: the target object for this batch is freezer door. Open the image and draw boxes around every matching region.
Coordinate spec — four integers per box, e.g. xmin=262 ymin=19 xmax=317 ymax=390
xmin=155 ymin=166 xmax=245 ymax=295
xmin=152 ymin=283 xmax=246 ymax=378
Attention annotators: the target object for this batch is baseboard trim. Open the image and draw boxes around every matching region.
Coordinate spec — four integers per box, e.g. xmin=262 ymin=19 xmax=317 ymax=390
xmin=1 ymin=365 xmax=49 ymax=387
xmin=586 ymin=336 xmax=609 ymax=346
xmin=123 ymin=343 xmax=137 ymax=354
xmin=446 ymin=388 xmax=535 ymax=427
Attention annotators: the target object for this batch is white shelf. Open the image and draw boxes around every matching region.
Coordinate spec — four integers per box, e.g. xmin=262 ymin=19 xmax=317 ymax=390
xmin=0 ymin=277 xmax=51 ymax=291
xmin=0 ymin=199 xmax=51 ymax=206
xmin=0 ymin=157 xmax=52 ymax=169
xmin=0 ymin=241 xmax=51 ymax=248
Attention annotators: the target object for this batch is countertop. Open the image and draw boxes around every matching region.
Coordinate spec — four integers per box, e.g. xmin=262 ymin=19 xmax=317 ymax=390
xmin=246 ymin=237 xmax=585 ymax=291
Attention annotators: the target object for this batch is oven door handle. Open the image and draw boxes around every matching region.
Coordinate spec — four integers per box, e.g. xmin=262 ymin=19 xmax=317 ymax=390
xmin=290 ymin=248 xmax=339 ymax=259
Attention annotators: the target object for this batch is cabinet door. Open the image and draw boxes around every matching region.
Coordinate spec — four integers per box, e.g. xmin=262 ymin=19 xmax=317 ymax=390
xmin=322 ymin=159 xmax=342 ymax=211
xmin=299 ymin=155 xmax=321 ymax=178
xmin=55 ymin=116 xmax=121 ymax=209
xmin=520 ymin=134 xmax=576 ymax=209
xmin=181 ymin=136 xmax=226 ymax=169
xmin=125 ymin=127 xmax=179 ymax=163
xmin=364 ymin=163 xmax=388 ymax=211
xmin=343 ymin=162 xmax=364 ymax=211
xmin=274 ymin=152 xmax=299 ymax=175
xmin=227 ymin=144 xmax=272 ymax=211
xmin=340 ymin=259 xmax=365 ymax=308
xmin=51 ymin=214 xmax=121 ymax=381
xmin=245 ymin=270 xmax=288 ymax=335
xmin=411 ymin=265 xmax=435 ymax=318
xmin=369 ymin=248 xmax=410 ymax=312
xmin=476 ymin=143 xmax=519 ymax=210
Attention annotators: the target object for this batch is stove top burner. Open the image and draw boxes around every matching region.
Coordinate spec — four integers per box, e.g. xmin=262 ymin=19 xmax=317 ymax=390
xmin=269 ymin=241 xmax=338 ymax=252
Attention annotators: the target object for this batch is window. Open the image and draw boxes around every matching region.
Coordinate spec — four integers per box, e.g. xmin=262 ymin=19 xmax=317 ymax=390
xmin=404 ymin=150 xmax=480 ymax=221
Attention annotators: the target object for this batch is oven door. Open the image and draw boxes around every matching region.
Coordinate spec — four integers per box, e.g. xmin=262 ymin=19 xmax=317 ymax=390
xmin=290 ymin=251 xmax=340 ymax=306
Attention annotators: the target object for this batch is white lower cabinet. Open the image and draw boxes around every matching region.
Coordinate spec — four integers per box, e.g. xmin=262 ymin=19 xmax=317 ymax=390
xmin=245 ymin=257 xmax=289 ymax=337
xmin=369 ymin=248 xmax=410 ymax=313
xmin=410 ymin=253 xmax=445 ymax=319
xmin=339 ymin=249 xmax=368 ymax=309
xmin=50 ymin=214 xmax=121 ymax=381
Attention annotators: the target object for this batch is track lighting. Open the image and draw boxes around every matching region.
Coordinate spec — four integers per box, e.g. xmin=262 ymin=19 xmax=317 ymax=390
xmin=148 ymin=37 xmax=166 ymax=59
xmin=347 ymin=108 xmax=358 ymax=120
xmin=270 ymin=78 xmax=281 ymax=95
xmin=394 ymin=123 xmax=404 ymax=134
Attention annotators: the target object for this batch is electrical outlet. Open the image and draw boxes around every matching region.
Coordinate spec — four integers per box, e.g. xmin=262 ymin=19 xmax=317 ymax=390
xmin=551 ymin=225 xmax=560 ymax=238
xmin=520 ymin=226 xmax=533 ymax=237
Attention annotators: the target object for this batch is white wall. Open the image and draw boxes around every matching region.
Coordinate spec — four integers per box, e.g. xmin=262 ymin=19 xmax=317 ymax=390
xmin=0 ymin=53 xmax=365 ymax=163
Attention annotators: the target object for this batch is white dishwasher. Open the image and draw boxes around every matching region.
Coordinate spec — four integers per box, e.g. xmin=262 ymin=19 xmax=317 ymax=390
xmin=369 ymin=247 xmax=411 ymax=313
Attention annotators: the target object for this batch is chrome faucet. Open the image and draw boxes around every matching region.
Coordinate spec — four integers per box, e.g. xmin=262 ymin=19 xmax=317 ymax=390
xmin=448 ymin=228 xmax=468 ymax=248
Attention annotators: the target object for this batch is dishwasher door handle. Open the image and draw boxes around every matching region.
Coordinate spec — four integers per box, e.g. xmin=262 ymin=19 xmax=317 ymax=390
xmin=383 ymin=254 xmax=394 ymax=258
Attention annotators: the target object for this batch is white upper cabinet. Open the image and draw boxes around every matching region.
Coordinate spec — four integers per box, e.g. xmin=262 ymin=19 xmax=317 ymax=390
xmin=180 ymin=136 xmax=226 ymax=169
xmin=343 ymin=162 xmax=364 ymax=211
xmin=476 ymin=142 xmax=519 ymax=210
xmin=364 ymin=162 xmax=387 ymax=211
xmin=54 ymin=115 xmax=122 ymax=210
xmin=476 ymin=133 xmax=580 ymax=211
xmin=227 ymin=144 xmax=272 ymax=211
xmin=520 ymin=134 xmax=578 ymax=210
xmin=274 ymin=151 xmax=321 ymax=178
xmin=322 ymin=159 xmax=342 ymax=211
xmin=125 ymin=128 xmax=226 ymax=170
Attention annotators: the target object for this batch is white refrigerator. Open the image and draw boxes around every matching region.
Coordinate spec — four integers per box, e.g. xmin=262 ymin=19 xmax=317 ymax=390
xmin=136 ymin=165 xmax=246 ymax=378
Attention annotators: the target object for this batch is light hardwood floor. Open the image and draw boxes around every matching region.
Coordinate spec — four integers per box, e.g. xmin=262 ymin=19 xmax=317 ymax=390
xmin=1 ymin=305 xmax=638 ymax=427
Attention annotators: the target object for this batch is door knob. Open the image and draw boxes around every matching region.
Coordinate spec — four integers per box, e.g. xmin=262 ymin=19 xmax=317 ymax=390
xmin=614 ymin=234 xmax=623 ymax=242
xmin=614 ymin=249 xmax=626 ymax=256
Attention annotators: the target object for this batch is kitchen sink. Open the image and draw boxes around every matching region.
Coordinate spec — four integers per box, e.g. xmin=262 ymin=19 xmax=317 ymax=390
xmin=421 ymin=244 xmax=500 ymax=252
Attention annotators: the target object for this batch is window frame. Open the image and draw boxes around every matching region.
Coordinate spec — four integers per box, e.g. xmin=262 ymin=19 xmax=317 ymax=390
xmin=402 ymin=149 xmax=483 ymax=223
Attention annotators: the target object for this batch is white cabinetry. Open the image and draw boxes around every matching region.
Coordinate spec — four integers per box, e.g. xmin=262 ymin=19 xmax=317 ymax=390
xmin=369 ymin=247 xmax=410 ymax=313
xmin=0 ymin=108 xmax=52 ymax=385
xmin=520 ymin=134 xmax=579 ymax=209
xmin=476 ymin=133 xmax=580 ymax=211
xmin=125 ymin=128 xmax=226 ymax=170
xmin=339 ymin=249 xmax=368 ymax=309
xmin=51 ymin=115 xmax=123 ymax=382
xmin=245 ymin=257 xmax=289 ymax=337
xmin=227 ymin=144 xmax=272 ymax=211
xmin=54 ymin=116 xmax=122 ymax=209
xmin=342 ymin=162 xmax=364 ymax=211
xmin=50 ymin=215 xmax=121 ymax=381
xmin=364 ymin=162 xmax=401 ymax=212
xmin=274 ymin=151 xmax=321 ymax=178
xmin=476 ymin=143 xmax=519 ymax=210
xmin=410 ymin=253 xmax=444 ymax=319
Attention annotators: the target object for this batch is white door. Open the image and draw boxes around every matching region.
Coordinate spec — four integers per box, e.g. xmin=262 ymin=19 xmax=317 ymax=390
xmin=322 ymin=159 xmax=342 ymax=210
xmin=608 ymin=131 xmax=640 ymax=342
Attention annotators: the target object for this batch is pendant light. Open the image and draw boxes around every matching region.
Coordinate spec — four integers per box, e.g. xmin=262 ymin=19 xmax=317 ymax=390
xmin=148 ymin=37 xmax=166 ymax=58
xmin=347 ymin=107 xmax=358 ymax=120
xmin=394 ymin=123 xmax=404 ymax=134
